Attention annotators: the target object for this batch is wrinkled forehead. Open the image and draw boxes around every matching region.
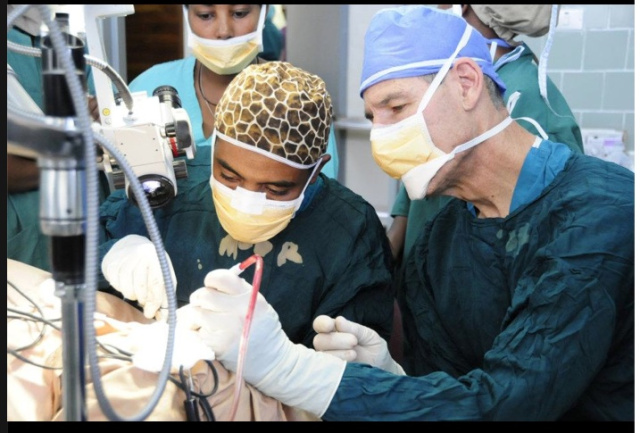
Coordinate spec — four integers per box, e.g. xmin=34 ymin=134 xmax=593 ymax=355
xmin=362 ymin=76 xmax=429 ymax=116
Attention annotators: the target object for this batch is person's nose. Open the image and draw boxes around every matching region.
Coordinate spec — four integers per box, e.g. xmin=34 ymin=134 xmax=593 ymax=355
xmin=214 ymin=16 xmax=233 ymax=40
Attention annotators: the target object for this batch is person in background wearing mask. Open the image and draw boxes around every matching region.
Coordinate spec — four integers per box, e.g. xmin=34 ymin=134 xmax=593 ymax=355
xmin=119 ymin=4 xmax=339 ymax=190
xmin=183 ymin=6 xmax=633 ymax=421
xmin=387 ymin=4 xmax=585 ymax=267
xmin=100 ymin=62 xmax=394 ymax=352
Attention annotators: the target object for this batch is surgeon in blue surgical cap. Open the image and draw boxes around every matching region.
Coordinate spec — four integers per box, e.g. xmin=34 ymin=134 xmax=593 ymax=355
xmin=183 ymin=6 xmax=634 ymax=421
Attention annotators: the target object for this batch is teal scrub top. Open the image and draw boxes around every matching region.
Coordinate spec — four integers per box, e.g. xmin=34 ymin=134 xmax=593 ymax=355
xmin=261 ymin=15 xmax=283 ymax=61
xmin=127 ymin=56 xmax=340 ymax=192
xmin=323 ymin=146 xmax=634 ymax=421
xmin=99 ymin=174 xmax=394 ymax=348
xmin=8 ymin=28 xmax=48 ymax=271
xmin=7 ymin=28 xmax=44 ymax=108
xmin=392 ymin=42 xmax=584 ymax=263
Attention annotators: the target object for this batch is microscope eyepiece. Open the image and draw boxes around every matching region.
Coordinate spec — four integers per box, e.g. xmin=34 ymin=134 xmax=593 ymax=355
xmin=153 ymin=85 xmax=182 ymax=109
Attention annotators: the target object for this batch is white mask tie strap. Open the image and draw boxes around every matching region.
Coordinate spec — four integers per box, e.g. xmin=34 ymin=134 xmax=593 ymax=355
xmin=418 ymin=24 xmax=473 ymax=112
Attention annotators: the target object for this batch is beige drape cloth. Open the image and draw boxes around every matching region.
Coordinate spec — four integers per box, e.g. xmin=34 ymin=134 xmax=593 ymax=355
xmin=7 ymin=259 xmax=318 ymax=422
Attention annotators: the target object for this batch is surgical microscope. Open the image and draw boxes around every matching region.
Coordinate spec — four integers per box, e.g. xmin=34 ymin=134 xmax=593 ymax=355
xmin=7 ymin=5 xmax=194 ymax=421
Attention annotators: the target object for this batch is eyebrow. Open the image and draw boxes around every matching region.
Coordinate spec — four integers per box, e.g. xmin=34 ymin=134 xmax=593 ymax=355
xmin=217 ymin=157 xmax=242 ymax=177
xmin=216 ymin=157 xmax=299 ymax=188
xmin=376 ymin=91 xmax=408 ymax=108
xmin=364 ymin=90 xmax=410 ymax=120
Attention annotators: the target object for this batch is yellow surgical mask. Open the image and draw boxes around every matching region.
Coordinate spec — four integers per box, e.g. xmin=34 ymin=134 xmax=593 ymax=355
xmin=401 ymin=116 xmax=513 ymax=199
xmin=370 ymin=109 xmax=445 ymax=180
xmin=186 ymin=5 xmax=266 ymax=75
xmin=209 ymin=131 xmax=322 ymax=244
xmin=369 ymin=25 xmax=474 ymax=182
xmin=211 ymin=177 xmax=301 ymax=244
xmin=370 ymin=24 xmax=478 ymax=199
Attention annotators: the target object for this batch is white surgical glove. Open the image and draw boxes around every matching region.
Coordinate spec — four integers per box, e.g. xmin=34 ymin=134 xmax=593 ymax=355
xmin=101 ymin=234 xmax=176 ymax=321
xmin=129 ymin=315 xmax=215 ymax=373
xmin=313 ymin=315 xmax=405 ymax=375
xmin=189 ymin=268 xmax=346 ymax=417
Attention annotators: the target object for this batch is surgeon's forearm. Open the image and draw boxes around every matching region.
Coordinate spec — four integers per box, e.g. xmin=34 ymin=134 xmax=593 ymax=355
xmin=7 ymin=154 xmax=40 ymax=193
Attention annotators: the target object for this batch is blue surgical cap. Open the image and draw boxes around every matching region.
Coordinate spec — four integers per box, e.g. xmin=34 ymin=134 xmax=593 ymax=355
xmin=359 ymin=6 xmax=506 ymax=97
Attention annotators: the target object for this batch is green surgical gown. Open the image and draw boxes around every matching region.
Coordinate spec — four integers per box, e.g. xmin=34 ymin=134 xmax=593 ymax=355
xmin=99 ymin=173 xmax=394 ymax=347
xmin=324 ymin=153 xmax=634 ymax=421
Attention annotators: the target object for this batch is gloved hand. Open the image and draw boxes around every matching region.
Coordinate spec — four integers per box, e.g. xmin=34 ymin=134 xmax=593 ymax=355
xmin=188 ymin=268 xmax=346 ymax=417
xmin=313 ymin=315 xmax=405 ymax=375
xmin=101 ymin=234 xmax=176 ymax=321
xmin=129 ymin=315 xmax=215 ymax=374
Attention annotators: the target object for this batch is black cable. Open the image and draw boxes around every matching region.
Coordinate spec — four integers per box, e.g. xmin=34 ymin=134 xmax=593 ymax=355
xmin=8 ymin=277 xmax=220 ymax=420
xmin=7 ymin=279 xmax=51 ymax=352
xmin=190 ymin=361 xmax=219 ymax=399
xmin=178 ymin=361 xmax=219 ymax=421
xmin=98 ymin=352 xmax=133 ymax=362
xmin=98 ymin=341 xmax=133 ymax=358
xmin=7 ymin=348 xmax=62 ymax=370
xmin=7 ymin=307 xmax=61 ymax=331
xmin=198 ymin=394 xmax=216 ymax=422
xmin=196 ymin=361 xmax=218 ymax=422
xmin=180 ymin=365 xmax=200 ymax=421
xmin=7 ymin=279 xmax=46 ymax=316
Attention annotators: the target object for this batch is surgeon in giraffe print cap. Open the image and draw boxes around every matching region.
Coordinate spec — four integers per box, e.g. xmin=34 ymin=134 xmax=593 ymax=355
xmin=215 ymin=61 xmax=332 ymax=167
xmin=211 ymin=62 xmax=333 ymax=243
xmin=100 ymin=61 xmax=395 ymax=351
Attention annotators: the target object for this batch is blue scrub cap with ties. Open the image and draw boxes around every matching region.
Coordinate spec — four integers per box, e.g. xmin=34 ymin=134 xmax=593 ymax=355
xmin=359 ymin=5 xmax=507 ymax=97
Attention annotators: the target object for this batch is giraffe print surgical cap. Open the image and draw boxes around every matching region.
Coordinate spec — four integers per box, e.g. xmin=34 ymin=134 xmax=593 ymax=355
xmin=214 ymin=61 xmax=333 ymax=166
